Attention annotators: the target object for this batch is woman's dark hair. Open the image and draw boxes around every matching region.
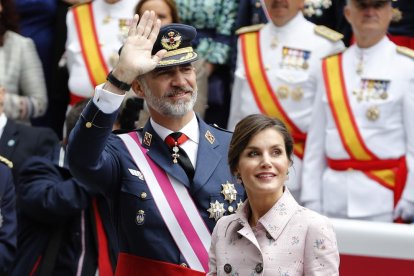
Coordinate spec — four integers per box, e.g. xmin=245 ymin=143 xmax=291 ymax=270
xmin=0 ymin=0 xmax=19 ymax=46
xmin=134 ymin=0 xmax=180 ymax=23
xmin=228 ymin=114 xmax=294 ymax=175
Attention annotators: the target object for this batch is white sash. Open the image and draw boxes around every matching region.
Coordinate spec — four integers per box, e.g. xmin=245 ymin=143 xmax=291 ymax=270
xmin=118 ymin=132 xmax=210 ymax=272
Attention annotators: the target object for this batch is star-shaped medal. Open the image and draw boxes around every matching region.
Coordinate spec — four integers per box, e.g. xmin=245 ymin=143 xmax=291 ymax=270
xmin=207 ymin=200 xmax=225 ymax=221
xmin=221 ymin=181 xmax=237 ymax=203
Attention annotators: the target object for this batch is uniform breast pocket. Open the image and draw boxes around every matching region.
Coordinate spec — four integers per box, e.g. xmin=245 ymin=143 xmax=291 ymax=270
xmin=275 ymin=70 xmax=312 ymax=102
xmin=120 ymin=178 xmax=155 ymax=226
xmin=355 ymin=98 xmax=398 ymax=129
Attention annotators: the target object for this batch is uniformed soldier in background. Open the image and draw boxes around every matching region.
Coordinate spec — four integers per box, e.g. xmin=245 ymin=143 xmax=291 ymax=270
xmin=227 ymin=0 xmax=345 ymax=202
xmin=301 ymin=0 xmax=414 ymax=222
xmin=0 ymin=156 xmax=16 ymax=275
xmin=65 ymin=0 xmax=136 ymax=106
xmin=68 ymin=12 xmax=244 ymax=275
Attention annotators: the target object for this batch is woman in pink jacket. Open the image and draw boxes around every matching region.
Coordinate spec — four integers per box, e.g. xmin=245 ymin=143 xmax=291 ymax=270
xmin=208 ymin=114 xmax=339 ymax=275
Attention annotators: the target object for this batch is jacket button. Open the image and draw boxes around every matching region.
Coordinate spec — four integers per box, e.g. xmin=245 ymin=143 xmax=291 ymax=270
xmin=224 ymin=263 xmax=232 ymax=273
xmin=140 ymin=192 xmax=147 ymax=199
xmin=255 ymin=263 xmax=263 ymax=273
xmin=180 ymin=263 xmax=188 ymax=268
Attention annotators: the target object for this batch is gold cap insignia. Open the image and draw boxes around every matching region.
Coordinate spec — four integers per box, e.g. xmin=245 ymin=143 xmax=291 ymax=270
xmin=161 ymin=30 xmax=182 ymax=51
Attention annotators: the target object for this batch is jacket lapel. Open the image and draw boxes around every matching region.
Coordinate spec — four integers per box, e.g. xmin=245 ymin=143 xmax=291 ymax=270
xmin=140 ymin=122 xmax=190 ymax=188
xmin=192 ymin=119 xmax=221 ymax=193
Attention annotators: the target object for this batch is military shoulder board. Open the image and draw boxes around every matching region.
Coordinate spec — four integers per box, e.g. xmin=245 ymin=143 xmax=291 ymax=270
xmin=235 ymin=24 xmax=265 ymax=35
xmin=0 ymin=155 xmax=13 ymax=169
xmin=314 ymin=25 xmax=344 ymax=42
xmin=396 ymin=46 xmax=414 ymax=59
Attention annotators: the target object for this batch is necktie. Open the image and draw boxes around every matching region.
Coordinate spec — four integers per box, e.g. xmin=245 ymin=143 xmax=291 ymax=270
xmin=165 ymin=132 xmax=195 ymax=180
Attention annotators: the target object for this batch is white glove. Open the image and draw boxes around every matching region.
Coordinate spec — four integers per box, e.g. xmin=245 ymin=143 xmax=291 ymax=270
xmin=393 ymin=198 xmax=414 ymax=222
xmin=304 ymin=200 xmax=322 ymax=214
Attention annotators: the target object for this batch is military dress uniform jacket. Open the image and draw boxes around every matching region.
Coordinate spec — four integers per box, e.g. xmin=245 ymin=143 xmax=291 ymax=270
xmin=10 ymin=144 xmax=117 ymax=275
xmin=228 ymin=12 xmax=345 ymax=199
xmin=67 ymin=98 xmax=245 ymax=270
xmin=301 ymin=37 xmax=414 ymax=220
xmin=0 ymin=161 xmax=16 ymax=274
xmin=66 ymin=0 xmax=136 ymax=101
xmin=208 ymin=189 xmax=339 ymax=276
xmin=0 ymin=114 xmax=59 ymax=183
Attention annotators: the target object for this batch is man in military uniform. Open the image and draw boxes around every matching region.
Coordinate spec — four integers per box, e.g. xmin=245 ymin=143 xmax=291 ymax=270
xmin=9 ymin=100 xmax=118 ymax=276
xmin=0 ymin=156 xmax=16 ymax=274
xmin=301 ymin=0 xmax=414 ymax=222
xmin=66 ymin=0 xmax=136 ymax=105
xmin=68 ymin=12 xmax=244 ymax=275
xmin=227 ymin=0 xmax=345 ymax=202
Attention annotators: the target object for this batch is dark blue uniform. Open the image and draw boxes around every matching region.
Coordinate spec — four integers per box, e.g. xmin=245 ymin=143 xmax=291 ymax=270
xmin=67 ymin=101 xmax=245 ymax=268
xmin=0 ymin=158 xmax=16 ymax=274
xmin=10 ymin=144 xmax=117 ymax=275
xmin=0 ymin=118 xmax=58 ymax=183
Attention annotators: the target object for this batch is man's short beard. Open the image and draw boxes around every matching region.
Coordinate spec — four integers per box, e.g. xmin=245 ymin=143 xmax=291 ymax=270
xmin=141 ymin=79 xmax=197 ymax=117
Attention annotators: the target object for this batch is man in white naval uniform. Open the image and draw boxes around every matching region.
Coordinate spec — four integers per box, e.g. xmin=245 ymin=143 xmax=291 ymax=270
xmin=66 ymin=0 xmax=137 ymax=105
xmin=227 ymin=0 xmax=345 ymax=202
xmin=301 ymin=0 xmax=414 ymax=222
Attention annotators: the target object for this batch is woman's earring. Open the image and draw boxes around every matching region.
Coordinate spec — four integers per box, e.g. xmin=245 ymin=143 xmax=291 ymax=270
xmin=235 ymin=173 xmax=242 ymax=184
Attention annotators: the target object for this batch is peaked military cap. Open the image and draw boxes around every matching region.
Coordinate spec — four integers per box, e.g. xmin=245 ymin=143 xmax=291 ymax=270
xmin=152 ymin=23 xmax=198 ymax=68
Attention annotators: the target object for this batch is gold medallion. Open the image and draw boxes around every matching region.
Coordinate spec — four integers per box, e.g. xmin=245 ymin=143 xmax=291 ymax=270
xmin=207 ymin=200 xmax=225 ymax=221
xmin=366 ymin=106 xmax=380 ymax=121
xmin=109 ymin=52 xmax=119 ymax=68
xmin=291 ymin=87 xmax=304 ymax=101
xmin=276 ymin=85 xmax=289 ymax=99
xmin=221 ymin=181 xmax=237 ymax=203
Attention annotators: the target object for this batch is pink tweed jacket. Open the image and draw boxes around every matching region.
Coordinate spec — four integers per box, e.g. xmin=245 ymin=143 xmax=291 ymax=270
xmin=208 ymin=189 xmax=339 ymax=275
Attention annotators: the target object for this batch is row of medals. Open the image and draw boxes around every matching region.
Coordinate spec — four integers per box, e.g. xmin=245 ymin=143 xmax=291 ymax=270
xmin=353 ymin=79 xmax=390 ymax=121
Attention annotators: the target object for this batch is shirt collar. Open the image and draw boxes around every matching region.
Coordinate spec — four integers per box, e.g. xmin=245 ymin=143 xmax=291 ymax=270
xmin=0 ymin=113 xmax=7 ymax=140
xmin=150 ymin=112 xmax=199 ymax=144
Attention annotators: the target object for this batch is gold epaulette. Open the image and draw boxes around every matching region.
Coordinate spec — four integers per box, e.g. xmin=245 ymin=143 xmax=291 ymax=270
xmin=0 ymin=155 xmax=13 ymax=169
xmin=235 ymin=24 xmax=265 ymax=35
xmin=314 ymin=25 xmax=344 ymax=42
xmin=397 ymin=46 xmax=414 ymax=59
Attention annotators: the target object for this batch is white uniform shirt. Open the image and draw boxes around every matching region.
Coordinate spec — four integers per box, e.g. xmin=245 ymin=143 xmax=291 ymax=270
xmin=301 ymin=37 xmax=414 ymax=220
xmin=66 ymin=0 xmax=136 ymax=98
xmin=228 ymin=12 xmax=345 ymax=199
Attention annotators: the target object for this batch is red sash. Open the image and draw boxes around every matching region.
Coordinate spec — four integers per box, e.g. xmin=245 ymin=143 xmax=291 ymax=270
xmin=116 ymin=253 xmax=205 ymax=276
xmin=240 ymin=31 xmax=306 ymax=159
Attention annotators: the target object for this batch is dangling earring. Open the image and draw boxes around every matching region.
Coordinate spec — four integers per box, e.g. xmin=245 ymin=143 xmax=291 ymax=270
xmin=235 ymin=173 xmax=242 ymax=184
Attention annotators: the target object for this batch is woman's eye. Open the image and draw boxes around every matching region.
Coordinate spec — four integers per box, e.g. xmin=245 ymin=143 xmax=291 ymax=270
xmin=248 ymin=151 xmax=259 ymax=157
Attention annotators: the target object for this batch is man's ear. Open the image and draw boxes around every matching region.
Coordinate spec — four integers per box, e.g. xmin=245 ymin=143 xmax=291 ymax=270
xmin=131 ymin=79 xmax=145 ymax=98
